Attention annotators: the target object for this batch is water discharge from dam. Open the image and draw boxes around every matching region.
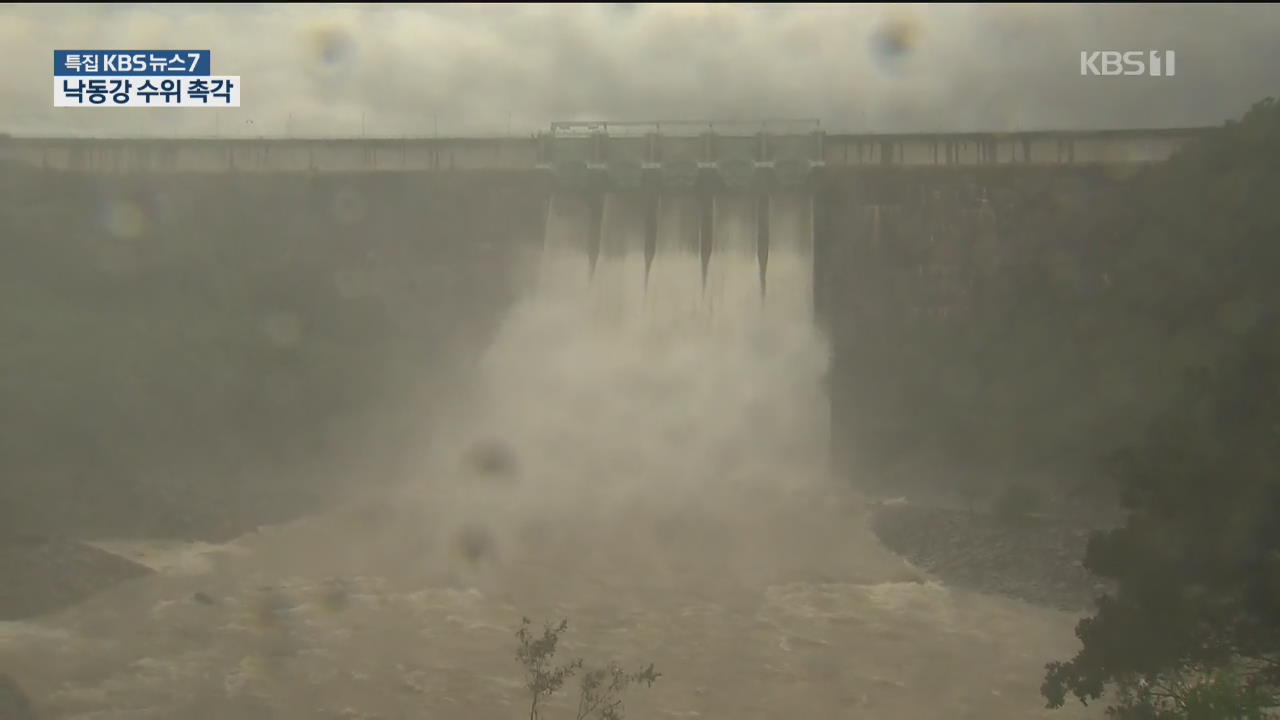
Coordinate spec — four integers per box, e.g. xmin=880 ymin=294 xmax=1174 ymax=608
xmin=471 ymin=189 xmax=833 ymax=540
xmin=0 ymin=190 xmax=1098 ymax=719
xmin=543 ymin=191 xmax=815 ymax=334
xmin=531 ymin=190 xmax=829 ymax=502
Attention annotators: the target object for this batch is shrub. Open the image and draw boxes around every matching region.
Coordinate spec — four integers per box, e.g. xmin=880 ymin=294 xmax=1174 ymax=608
xmin=515 ymin=617 xmax=660 ymax=720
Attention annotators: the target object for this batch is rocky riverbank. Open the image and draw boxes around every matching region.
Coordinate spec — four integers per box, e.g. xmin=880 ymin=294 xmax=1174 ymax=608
xmin=869 ymin=502 xmax=1114 ymax=612
xmin=0 ymin=534 xmax=152 ymax=621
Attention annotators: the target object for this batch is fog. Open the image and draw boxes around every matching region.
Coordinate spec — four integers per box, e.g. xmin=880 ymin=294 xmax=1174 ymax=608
xmin=408 ymin=193 xmax=839 ymax=593
xmin=0 ymin=193 xmax=1095 ymax=718
xmin=3 ymin=4 xmax=1280 ymax=136
xmin=4 ymin=4 xmax=1280 ymax=719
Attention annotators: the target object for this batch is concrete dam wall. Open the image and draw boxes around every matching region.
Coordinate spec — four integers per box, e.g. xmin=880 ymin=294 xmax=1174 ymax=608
xmin=1 ymin=168 xmax=550 ymax=539
xmin=1 ymin=129 xmax=1200 ymax=536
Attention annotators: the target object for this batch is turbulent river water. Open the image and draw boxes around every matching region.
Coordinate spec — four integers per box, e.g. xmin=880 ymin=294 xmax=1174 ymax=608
xmin=0 ymin=195 xmax=1099 ymax=719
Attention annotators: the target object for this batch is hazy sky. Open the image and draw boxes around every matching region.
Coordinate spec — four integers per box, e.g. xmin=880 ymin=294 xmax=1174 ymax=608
xmin=2 ymin=3 xmax=1278 ymax=137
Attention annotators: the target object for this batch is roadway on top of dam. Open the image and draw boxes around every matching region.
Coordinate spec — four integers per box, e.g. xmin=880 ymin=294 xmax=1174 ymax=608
xmin=0 ymin=126 xmax=1213 ymax=174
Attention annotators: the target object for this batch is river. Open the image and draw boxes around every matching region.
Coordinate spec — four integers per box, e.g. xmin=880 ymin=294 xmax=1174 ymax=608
xmin=0 ymin=198 xmax=1099 ymax=719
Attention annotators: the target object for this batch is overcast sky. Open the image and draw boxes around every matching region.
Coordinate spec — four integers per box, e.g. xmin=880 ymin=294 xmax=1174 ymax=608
xmin=2 ymin=3 xmax=1278 ymax=137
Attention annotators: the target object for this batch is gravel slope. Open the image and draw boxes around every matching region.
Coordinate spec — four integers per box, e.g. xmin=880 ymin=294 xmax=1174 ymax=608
xmin=869 ymin=502 xmax=1114 ymax=612
xmin=0 ymin=534 xmax=153 ymax=621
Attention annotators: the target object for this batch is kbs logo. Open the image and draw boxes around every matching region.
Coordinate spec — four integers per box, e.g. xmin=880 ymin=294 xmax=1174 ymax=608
xmin=53 ymin=50 xmax=239 ymax=108
xmin=1080 ymin=50 xmax=1176 ymax=77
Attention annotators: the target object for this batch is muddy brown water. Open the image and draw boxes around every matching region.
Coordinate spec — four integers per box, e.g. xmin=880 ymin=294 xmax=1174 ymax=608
xmin=1 ymin=213 xmax=1103 ymax=719
xmin=0 ymin=490 xmax=1101 ymax=720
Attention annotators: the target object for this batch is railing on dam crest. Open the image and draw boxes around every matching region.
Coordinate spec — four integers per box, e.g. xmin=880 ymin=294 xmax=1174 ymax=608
xmin=0 ymin=125 xmax=1215 ymax=175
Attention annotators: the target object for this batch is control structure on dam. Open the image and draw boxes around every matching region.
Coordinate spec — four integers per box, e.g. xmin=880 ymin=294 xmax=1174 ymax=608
xmin=534 ymin=120 xmax=828 ymax=328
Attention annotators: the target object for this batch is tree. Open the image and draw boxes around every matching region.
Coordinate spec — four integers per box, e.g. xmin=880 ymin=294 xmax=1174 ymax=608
xmin=515 ymin=617 xmax=660 ymax=720
xmin=1042 ymin=99 xmax=1280 ymax=719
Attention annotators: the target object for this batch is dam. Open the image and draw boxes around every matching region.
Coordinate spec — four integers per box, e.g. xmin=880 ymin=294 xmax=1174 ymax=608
xmin=0 ymin=121 xmax=1212 ymax=482
xmin=0 ymin=121 xmax=1210 ymax=317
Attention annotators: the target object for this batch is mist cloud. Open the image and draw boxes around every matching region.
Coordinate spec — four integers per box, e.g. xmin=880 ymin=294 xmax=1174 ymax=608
xmin=2 ymin=3 xmax=1277 ymax=137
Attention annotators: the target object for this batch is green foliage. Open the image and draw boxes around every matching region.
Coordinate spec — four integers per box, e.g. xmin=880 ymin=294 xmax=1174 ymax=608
xmin=1043 ymin=99 xmax=1280 ymax=719
xmin=517 ymin=619 xmax=583 ymax=720
xmin=515 ymin=617 xmax=660 ymax=720
xmin=1104 ymin=665 xmax=1280 ymax=720
xmin=575 ymin=662 xmax=662 ymax=720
